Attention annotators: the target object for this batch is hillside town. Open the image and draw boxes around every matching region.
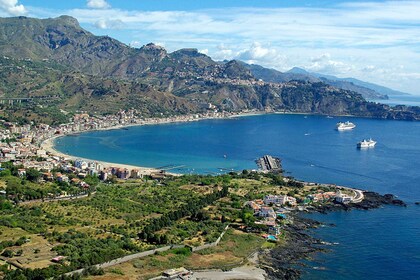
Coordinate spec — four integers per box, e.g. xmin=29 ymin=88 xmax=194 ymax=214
xmin=0 ymin=110 xmax=257 ymax=193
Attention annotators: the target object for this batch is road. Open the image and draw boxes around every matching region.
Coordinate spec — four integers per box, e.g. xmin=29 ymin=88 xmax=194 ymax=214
xmin=18 ymin=192 xmax=95 ymax=205
xmin=337 ymin=186 xmax=364 ymax=203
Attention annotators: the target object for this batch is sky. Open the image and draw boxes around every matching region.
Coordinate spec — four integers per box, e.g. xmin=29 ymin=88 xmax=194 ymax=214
xmin=0 ymin=0 xmax=420 ymax=95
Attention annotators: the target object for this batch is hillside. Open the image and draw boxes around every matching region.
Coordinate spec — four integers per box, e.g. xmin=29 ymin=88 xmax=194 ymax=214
xmin=286 ymin=67 xmax=410 ymax=97
xmin=0 ymin=15 xmax=419 ymax=123
xmin=245 ymin=64 xmax=389 ymax=100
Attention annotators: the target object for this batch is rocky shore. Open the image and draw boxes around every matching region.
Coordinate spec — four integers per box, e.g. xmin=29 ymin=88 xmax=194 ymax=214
xmin=260 ymin=217 xmax=325 ymax=280
xmin=259 ymin=191 xmax=406 ymax=280
xmin=314 ymin=191 xmax=407 ymax=213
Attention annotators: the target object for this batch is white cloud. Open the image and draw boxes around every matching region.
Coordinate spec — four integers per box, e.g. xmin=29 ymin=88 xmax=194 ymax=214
xmin=87 ymin=0 xmax=110 ymax=9
xmin=94 ymin=19 xmax=123 ymax=29
xmin=306 ymin=53 xmax=355 ymax=75
xmin=235 ymin=42 xmax=287 ymax=68
xmin=0 ymin=0 xmax=26 ymax=15
xmin=12 ymin=1 xmax=420 ymax=94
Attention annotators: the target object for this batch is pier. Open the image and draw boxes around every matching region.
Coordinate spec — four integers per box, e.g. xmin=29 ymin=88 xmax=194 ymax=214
xmin=256 ymin=155 xmax=282 ymax=173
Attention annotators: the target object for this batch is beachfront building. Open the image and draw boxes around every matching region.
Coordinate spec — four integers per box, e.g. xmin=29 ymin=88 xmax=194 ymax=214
xmin=75 ymin=159 xmax=88 ymax=170
xmin=264 ymin=194 xmax=297 ymax=206
xmin=264 ymin=194 xmax=285 ymax=205
xmin=130 ymin=169 xmax=143 ymax=179
xmin=335 ymin=191 xmax=352 ymax=204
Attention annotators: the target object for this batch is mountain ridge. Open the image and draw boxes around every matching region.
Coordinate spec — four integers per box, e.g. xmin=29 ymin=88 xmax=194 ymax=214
xmin=0 ymin=15 xmax=419 ymax=123
xmin=287 ymin=67 xmax=409 ymax=97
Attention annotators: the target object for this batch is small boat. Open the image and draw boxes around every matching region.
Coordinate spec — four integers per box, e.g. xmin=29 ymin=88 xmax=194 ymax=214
xmin=336 ymin=121 xmax=356 ymax=130
xmin=357 ymin=138 xmax=377 ymax=148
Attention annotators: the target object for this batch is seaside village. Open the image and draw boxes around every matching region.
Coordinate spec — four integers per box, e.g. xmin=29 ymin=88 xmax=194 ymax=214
xmin=0 ymin=110 xmax=356 ymax=241
xmin=0 ymin=109 xmax=234 ymax=184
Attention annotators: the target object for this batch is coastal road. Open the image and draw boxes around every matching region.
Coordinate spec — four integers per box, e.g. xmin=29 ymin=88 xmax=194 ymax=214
xmin=337 ymin=186 xmax=364 ymax=203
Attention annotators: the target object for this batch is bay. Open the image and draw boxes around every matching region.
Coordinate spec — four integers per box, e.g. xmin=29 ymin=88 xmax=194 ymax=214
xmin=54 ymin=114 xmax=420 ymax=279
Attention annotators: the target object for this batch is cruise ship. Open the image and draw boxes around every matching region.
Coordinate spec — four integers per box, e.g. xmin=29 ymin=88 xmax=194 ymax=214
xmin=336 ymin=121 xmax=356 ymax=131
xmin=357 ymin=138 xmax=377 ymax=148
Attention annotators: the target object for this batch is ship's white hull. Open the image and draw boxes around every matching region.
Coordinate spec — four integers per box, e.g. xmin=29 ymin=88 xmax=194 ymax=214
xmin=337 ymin=126 xmax=355 ymax=131
xmin=357 ymin=140 xmax=376 ymax=148
xmin=336 ymin=121 xmax=356 ymax=131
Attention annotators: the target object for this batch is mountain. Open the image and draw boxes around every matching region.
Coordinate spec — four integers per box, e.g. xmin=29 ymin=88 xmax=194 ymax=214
xmin=287 ymin=67 xmax=410 ymax=97
xmin=0 ymin=15 xmax=419 ymax=123
xmin=245 ymin=64 xmax=388 ymax=100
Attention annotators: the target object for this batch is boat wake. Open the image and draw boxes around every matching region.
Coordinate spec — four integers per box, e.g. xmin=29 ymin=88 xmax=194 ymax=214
xmin=309 ymin=163 xmax=383 ymax=182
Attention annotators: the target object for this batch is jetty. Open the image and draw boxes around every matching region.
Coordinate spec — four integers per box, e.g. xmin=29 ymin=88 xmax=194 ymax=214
xmin=256 ymin=155 xmax=282 ymax=173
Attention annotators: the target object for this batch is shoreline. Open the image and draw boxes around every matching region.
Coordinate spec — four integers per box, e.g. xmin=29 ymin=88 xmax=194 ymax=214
xmin=40 ymin=110 xmax=271 ymax=175
xmin=40 ymin=109 xmax=353 ymax=175
xmin=40 ymin=110 xmax=368 ymax=177
xmin=42 ymin=135 xmax=163 ymax=176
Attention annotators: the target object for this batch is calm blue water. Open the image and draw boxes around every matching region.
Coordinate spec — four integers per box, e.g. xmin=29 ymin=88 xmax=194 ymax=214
xmin=55 ymin=114 xmax=420 ymax=279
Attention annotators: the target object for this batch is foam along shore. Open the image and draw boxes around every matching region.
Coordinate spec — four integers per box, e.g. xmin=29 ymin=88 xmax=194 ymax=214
xmin=41 ymin=135 xmax=162 ymax=176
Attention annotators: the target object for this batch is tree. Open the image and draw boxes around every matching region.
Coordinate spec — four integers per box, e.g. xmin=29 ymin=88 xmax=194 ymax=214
xmin=1 ymin=249 xmax=14 ymax=257
xmin=0 ymin=169 xmax=11 ymax=177
xmin=26 ymin=168 xmax=41 ymax=182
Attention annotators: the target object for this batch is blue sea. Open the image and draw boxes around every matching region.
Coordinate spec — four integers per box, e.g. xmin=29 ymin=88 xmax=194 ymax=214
xmin=54 ymin=114 xmax=420 ymax=279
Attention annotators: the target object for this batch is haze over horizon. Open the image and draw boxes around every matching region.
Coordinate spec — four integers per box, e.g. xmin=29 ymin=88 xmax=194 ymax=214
xmin=1 ymin=0 xmax=419 ymax=95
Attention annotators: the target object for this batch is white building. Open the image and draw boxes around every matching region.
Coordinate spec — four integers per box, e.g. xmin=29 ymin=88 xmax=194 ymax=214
xmin=335 ymin=191 xmax=352 ymax=204
xmin=75 ymin=159 xmax=88 ymax=169
xmin=264 ymin=195 xmax=289 ymax=205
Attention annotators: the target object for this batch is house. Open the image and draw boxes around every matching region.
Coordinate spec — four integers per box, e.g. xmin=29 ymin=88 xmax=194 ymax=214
xmin=264 ymin=194 xmax=297 ymax=206
xmin=259 ymin=207 xmax=276 ymax=218
xmin=36 ymin=149 xmax=47 ymax=157
xmin=264 ymin=195 xmax=287 ymax=205
xmin=56 ymin=173 xmax=69 ymax=183
xmin=268 ymin=225 xmax=281 ymax=235
xmin=162 ymin=267 xmax=191 ymax=278
xmin=70 ymin=178 xmax=81 ymax=185
xmin=51 ymin=256 xmax=66 ymax=263
xmin=99 ymin=170 xmax=108 ymax=181
xmin=42 ymin=172 xmax=53 ymax=181
xmin=17 ymin=169 xmax=26 ymax=177
xmin=130 ymin=169 xmax=143 ymax=179
xmin=244 ymin=201 xmax=261 ymax=212
xmin=87 ymin=168 xmax=98 ymax=176
xmin=116 ymin=168 xmax=130 ymax=179
xmin=150 ymin=172 xmax=166 ymax=181
xmin=286 ymin=196 xmax=297 ymax=206
xmin=74 ymin=159 xmax=88 ymax=170
xmin=79 ymin=181 xmax=90 ymax=189
xmin=77 ymin=172 xmax=87 ymax=178
xmin=335 ymin=191 xmax=352 ymax=204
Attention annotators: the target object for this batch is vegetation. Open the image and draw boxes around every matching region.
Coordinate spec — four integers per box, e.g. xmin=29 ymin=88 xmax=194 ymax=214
xmin=0 ymin=164 xmax=316 ymax=279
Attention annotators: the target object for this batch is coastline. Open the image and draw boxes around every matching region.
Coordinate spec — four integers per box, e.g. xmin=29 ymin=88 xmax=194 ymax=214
xmin=42 ymin=135 xmax=162 ymax=175
xmin=40 ymin=109 xmax=346 ymax=174
xmin=33 ymin=113 xmax=409 ymax=279
xmin=40 ymin=110 xmax=271 ymax=175
xmin=40 ymin=108 xmax=364 ymax=170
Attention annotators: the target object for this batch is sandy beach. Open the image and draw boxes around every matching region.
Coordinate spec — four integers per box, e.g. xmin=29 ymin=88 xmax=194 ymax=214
xmin=41 ymin=135 xmax=162 ymax=175
xmin=40 ymin=110 xmax=269 ymax=175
